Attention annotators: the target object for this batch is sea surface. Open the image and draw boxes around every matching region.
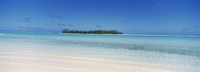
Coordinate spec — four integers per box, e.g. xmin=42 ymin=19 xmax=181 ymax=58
xmin=0 ymin=33 xmax=199 ymax=72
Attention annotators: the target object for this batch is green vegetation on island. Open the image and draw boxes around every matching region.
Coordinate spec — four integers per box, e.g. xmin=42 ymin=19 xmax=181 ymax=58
xmin=62 ymin=29 xmax=122 ymax=34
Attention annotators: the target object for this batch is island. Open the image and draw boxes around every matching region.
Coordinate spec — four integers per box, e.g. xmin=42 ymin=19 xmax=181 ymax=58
xmin=61 ymin=29 xmax=123 ymax=34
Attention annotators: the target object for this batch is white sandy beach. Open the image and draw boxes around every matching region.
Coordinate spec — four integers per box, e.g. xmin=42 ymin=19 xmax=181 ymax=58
xmin=0 ymin=51 xmax=176 ymax=72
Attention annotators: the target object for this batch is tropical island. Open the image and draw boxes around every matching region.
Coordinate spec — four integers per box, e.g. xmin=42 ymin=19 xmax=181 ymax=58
xmin=61 ymin=29 xmax=123 ymax=34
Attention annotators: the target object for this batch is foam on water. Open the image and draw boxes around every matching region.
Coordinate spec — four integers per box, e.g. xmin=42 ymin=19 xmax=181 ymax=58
xmin=0 ymin=33 xmax=200 ymax=72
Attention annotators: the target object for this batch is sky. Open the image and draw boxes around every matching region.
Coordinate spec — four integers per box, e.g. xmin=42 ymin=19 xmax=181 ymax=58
xmin=0 ymin=0 xmax=200 ymax=35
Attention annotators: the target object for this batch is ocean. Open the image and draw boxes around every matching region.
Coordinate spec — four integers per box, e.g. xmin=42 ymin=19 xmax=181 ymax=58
xmin=0 ymin=33 xmax=199 ymax=72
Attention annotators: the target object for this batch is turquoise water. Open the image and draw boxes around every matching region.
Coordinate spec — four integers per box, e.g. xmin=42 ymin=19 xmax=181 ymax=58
xmin=0 ymin=33 xmax=200 ymax=72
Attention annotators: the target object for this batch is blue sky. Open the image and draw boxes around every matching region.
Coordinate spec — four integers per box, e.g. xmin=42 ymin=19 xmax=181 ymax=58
xmin=0 ymin=0 xmax=200 ymax=35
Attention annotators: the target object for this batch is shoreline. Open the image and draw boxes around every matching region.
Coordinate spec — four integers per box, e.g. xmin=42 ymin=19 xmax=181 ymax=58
xmin=0 ymin=32 xmax=199 ymax=72
xmin=0 ymin=51 xmax=176 ymax=72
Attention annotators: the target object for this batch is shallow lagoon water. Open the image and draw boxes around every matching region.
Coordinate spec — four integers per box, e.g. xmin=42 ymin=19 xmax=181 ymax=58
xmin=0 ymin=33 xmax=199 ymax=72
